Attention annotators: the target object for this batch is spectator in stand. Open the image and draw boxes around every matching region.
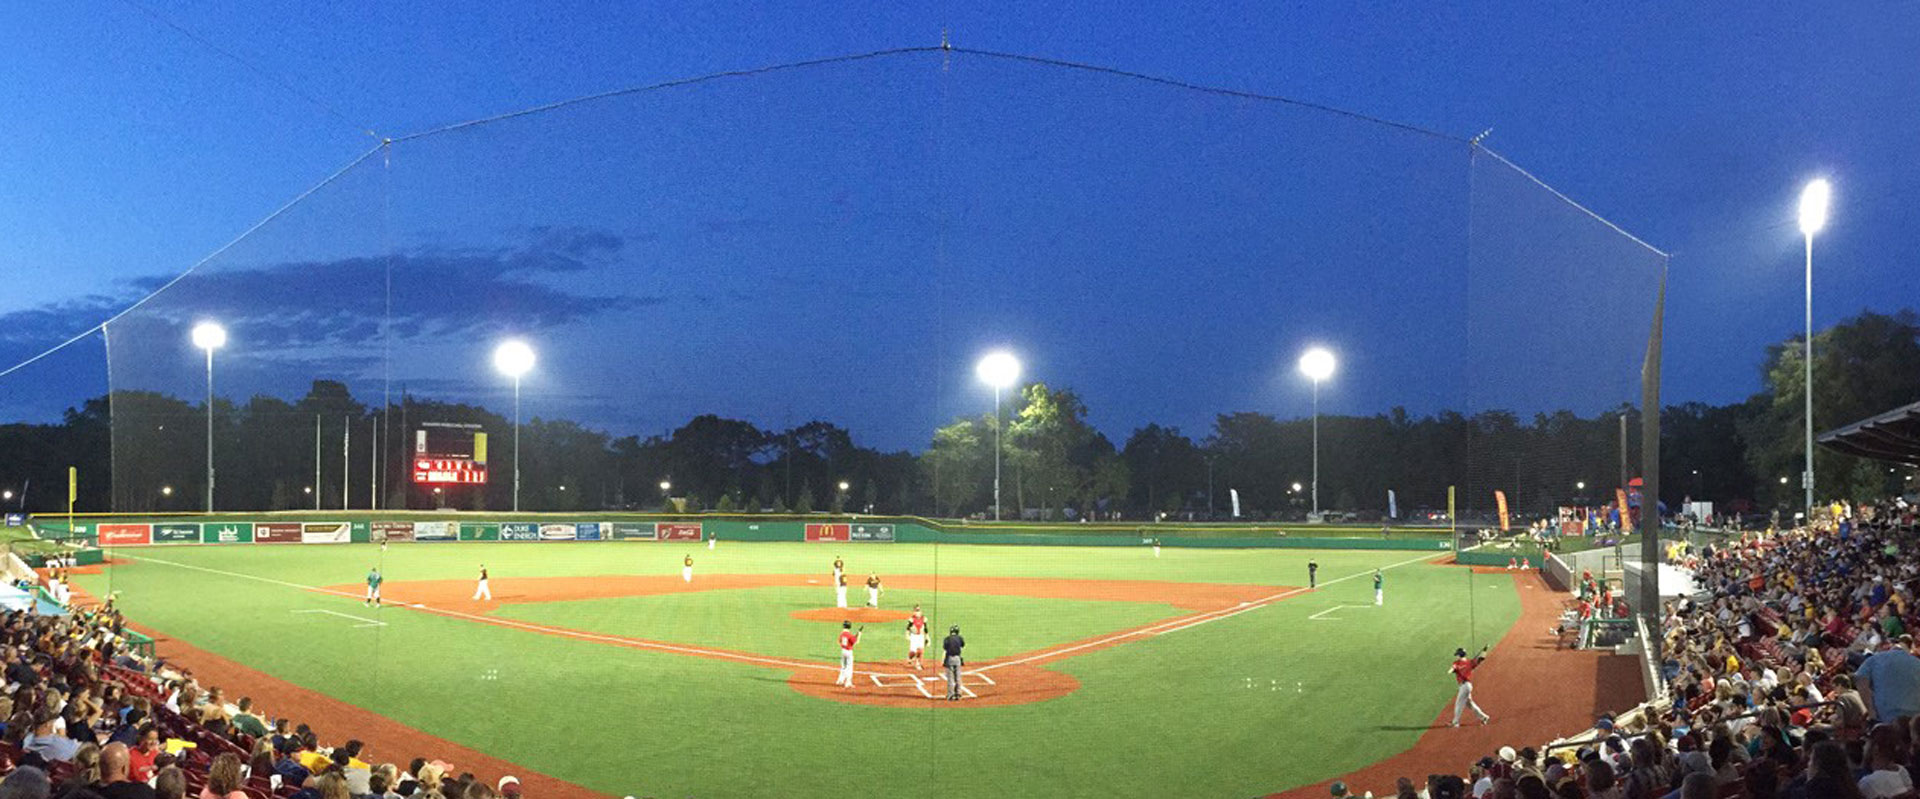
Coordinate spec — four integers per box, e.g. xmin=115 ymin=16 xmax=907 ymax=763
xmin=1585 ymin=760 xmax=1623 ymax=799
xmin=366 ymin=772 xmax=400 ymax=799
xmin=1858 ymin=723 xmax=1915 ymax=798
xmin=396 ymin=759 xmax=426 ymax=798
xmin=200 ymin=753 xmax=247 ymax=799
xmin=96 ymin=743 xmax=156 ymax=799
xmin=1855 ymin=636 xmax=1920 ymax=723
xmin=52 ymin=744 xmax=100 ymax=799
xmin=229 ymin=699 xmax=266 ymax=739
xmin=0 ymin=766 xmax=51 ymax=799
xmin=127 ymin=726 xmax=160 ymax=783
xmin=1832 ymin=675 xmax=1871 ymax=737
xmin=247 ymin=742 xmax=281 ymax=793
xmin=24 ymin=714 xmax=78 ymax=763
xmin=153 ymin=769 xmax=186 ymax=799
xmin=315 ymin=773 xmax=351 ymax=799
xmin=1800 ymin=739 xmax=1865 ymax=799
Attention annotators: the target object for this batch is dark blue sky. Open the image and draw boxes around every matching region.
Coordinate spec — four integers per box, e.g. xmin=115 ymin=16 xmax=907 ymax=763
xmin=2 ymin=2 xmax=1915 ymax=451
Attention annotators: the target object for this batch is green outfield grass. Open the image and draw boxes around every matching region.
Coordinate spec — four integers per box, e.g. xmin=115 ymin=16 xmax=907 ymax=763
xmin=73 ymin=541 xmax=1518 ymax=798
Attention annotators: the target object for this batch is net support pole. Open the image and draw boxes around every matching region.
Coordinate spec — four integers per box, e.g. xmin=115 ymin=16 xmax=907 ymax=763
xmin=1638 ymin=262 xmax=1668 ymax=668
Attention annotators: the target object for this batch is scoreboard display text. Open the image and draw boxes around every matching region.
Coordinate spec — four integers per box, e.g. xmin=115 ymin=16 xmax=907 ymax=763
xmin=414 ymin=423 xmax=489 ymax=484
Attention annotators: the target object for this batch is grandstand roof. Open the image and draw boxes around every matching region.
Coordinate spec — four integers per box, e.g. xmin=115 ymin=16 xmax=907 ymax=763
xmin=1818 ymin=398 xmax=1920 ymax=466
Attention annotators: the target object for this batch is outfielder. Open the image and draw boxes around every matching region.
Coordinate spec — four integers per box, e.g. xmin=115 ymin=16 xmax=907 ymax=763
xmin=835 ymin=620 xmax=863 ymax=688
xmin=683 ymin=553 xmax=694 ymax=583
xmin=472 ymin=564 xmax=491 ymax=600
xmin=1373 ymin=568 xmax=1383 ymax=606
xmin=365 ymin=567 xmax=382 ymax=607
xmin=1449 ymin=646 xmax=1491 ymax=726
xmin=1308 ymin=559 xmax=1319 ymax=588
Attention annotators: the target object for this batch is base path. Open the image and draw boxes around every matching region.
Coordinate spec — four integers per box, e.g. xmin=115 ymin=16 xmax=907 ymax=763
xmin=1268 ymin=571 xmax=1644 ymax=798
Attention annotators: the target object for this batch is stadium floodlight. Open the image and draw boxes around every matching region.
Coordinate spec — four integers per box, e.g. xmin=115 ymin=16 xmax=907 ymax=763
xmin=838 ymin=480 xmax=850 ymax=492
xmin=493 ymin=340 xmax=536 ymax=511
xmin=1576 ymin=481 xmax=1586 ymax=491
xmin=975 ymin=351 xmax=1023 ymax=521
xmin=1795 ymin=178 xmax=1831 ymax=521
xmin=1 ymin=490 xmax=10 ymax=501
xmin=191 ymin=321 xmax=227 ymax=513
xmin=1297 ymin=347 xmax=1337 ymax=517
xmin=1291 ymin=482 xmax=1303 ymax=493
xmin=659 ymin=480 xmax=672 ymax=492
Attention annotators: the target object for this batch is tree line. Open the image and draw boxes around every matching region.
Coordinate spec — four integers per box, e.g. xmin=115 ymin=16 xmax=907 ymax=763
xmin=1 ymin=309 xmax=1914 ymax=519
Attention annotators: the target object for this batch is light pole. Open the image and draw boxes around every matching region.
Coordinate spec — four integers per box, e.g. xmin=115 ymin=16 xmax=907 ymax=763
xmin=975 ymin=351 xmax=1021 ymax=521
xmin=1797 ymin=178 xmax=1831 ymax=521
xmin=659 ymin=480 xmax=672 ymax=510
xmin=493 ymin=340 xmax=536 ymax=512
xmin=191 ymin=321 xmax=226 ymax=512
xmin=1297 ymin=347 xmax=1337 ymax=517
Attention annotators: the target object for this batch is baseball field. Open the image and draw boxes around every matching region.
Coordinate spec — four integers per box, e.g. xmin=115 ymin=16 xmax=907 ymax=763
xmin=67 ymin=538 xmax=1523 ymax=798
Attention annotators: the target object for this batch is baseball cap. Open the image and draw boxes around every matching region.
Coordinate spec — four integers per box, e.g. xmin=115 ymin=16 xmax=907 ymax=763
xmin=1328 ymin=781 xmax=1348 ymax=796
xmin=497 ymin=777 xmax=521 ymax=797
xmin=1498 ymin=746 xmax=1517 ymax=763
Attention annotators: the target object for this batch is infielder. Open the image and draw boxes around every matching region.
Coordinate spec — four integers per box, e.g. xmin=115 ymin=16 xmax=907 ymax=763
xmin=1152 ymin=537 xmax=1161 ymax=558
xmin=1449 ymin=646 xmax=1491 ymax=726
xmin=906 ymin=605 xmax=929 ymax=670
xmin=683 ymin=553 xmax=694 ymax=583
xmin=472 ymin=564 xmax=491 ymax=600
xmin=835 ymin=620 xmax=863 ymax=688
xmin=365 ymin=568 xmax=382 ymax=607
xmin=707 ymin=531 xmax=716 ymax=551
xmin=1308 ymin=559 xmax=1319 ymax=588
xmin=832 ymin=555 xmax=844 ymax=583
xmin=865 ymin=573 xmax=883 ymax=608
xmin=1373 ymin=568 xmax=1384 ymax=606
xmin=835 ymin=571 xmax=849 ymax=608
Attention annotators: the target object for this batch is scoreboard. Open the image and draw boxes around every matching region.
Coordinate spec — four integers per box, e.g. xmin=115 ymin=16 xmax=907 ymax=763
xmin=413 ymin=422 xmax=489 ymax=484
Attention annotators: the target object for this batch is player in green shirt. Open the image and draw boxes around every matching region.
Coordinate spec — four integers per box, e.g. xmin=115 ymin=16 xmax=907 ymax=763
xmin=1373 ymin=569 xmax=1384 ymax=606
xmin=366 ymin=568 xmax=383 ymax=607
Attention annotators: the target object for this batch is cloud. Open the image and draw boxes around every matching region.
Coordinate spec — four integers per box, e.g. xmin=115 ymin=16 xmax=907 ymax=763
xmin=0 ymin=227 xmax=655 ymax=357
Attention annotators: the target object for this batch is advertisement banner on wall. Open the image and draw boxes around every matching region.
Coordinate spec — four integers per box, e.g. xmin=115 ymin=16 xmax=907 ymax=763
xmin=574 ymin=523 xmax=603 ymax=541
xmin=539 ymin=523 xmax=575 ymax=541
xmin=201 ymin=522 xmax=253 ymax=544
xmin=849 ymin=523 xmax=895 ymax=542
xmin=611 ymin=522 xmax=654 ymax=540
xmin=372 ymin=522 xmax=414 ymax=542
xmin=499 ymin=522 xmax=539 ymax=541
xmin=413 ymin=521 xmax=456 ymax=541
xmin=256 ymin=523 xmax=302 ymax=543
xmin=460 ymin=523 xmax=500 ymax=541
xmin=656 ymin=522 xmax=701 ymax=541
xmin=302 ymin=522 xmax=352 ymax=544
xmin=152 ymin=523 xmax=200 ymax=543
xmin=98 ymin=524 xmax=152 ymax=546
xmin=804 ymin=523 xmax=850 ymax=543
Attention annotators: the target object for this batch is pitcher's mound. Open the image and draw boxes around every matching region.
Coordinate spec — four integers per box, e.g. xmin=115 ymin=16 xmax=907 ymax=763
xmin=792 ymin=607 xmax=910 ymax=623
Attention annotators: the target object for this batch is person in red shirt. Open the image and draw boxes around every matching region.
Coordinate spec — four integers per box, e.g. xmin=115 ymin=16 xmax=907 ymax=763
xmin=906 ymin=605 xmax=929 ymax=670
xmin=1450 ymin=646 xmax=1491 ymax=727
xmin=834 ymin=621 xmax=863 ymax=688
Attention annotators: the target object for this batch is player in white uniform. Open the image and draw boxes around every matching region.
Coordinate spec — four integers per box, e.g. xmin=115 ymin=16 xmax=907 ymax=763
xmin=683 ymin=554 xmax=694 ymax=583
xmin=865 ymin=574 xmax=883 ymax=608
xmin=472 ymin=564 xmax=491 ymax=600
xmin=835 ymin=572 xmax=849 ymax=608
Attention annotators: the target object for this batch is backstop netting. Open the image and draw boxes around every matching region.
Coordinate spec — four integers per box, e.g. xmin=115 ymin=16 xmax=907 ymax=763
xmin=7 ymin=46 xmax=1669 ymax=796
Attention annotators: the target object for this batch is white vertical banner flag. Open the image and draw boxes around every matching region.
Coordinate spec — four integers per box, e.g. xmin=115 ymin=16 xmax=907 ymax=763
xmin=1388 ymin=489 xmax=1398 ymax=519
xmin=1229 ymin=489 xmax=1241 ymax=519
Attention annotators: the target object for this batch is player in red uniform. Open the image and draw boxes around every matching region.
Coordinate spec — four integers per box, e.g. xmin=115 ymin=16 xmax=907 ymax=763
xmin=1450 ymin=646 xmax=1491 ymax=726
xmin=906 ymin=605 xmax=929 ymax=670
xmin=835 ymin=621 xmax=863 ymax=688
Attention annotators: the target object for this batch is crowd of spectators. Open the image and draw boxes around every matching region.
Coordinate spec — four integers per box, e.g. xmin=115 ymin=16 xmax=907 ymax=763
xmin=0 ymin=605 xmax=524 ymax=799
xmin=1330 ymin=498 xmax=1920 ymax=799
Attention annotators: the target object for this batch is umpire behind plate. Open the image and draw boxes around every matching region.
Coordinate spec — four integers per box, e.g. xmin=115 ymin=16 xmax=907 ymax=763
xmin=943 ymin=625 xmax=966 ymax=700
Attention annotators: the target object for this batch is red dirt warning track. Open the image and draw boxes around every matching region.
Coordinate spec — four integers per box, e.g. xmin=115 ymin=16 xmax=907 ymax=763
xmin=1268 ymin=571 xmax=1644 ymax=798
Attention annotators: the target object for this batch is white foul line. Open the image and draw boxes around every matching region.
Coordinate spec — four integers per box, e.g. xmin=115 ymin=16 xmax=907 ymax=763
xmin=977 ymin=550 xmax=1442 ymax=672
xmin=291 ymin=609 xmax=387 ymax=628
xmin=1306 ymin=604 xmax=1369 ymax=621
